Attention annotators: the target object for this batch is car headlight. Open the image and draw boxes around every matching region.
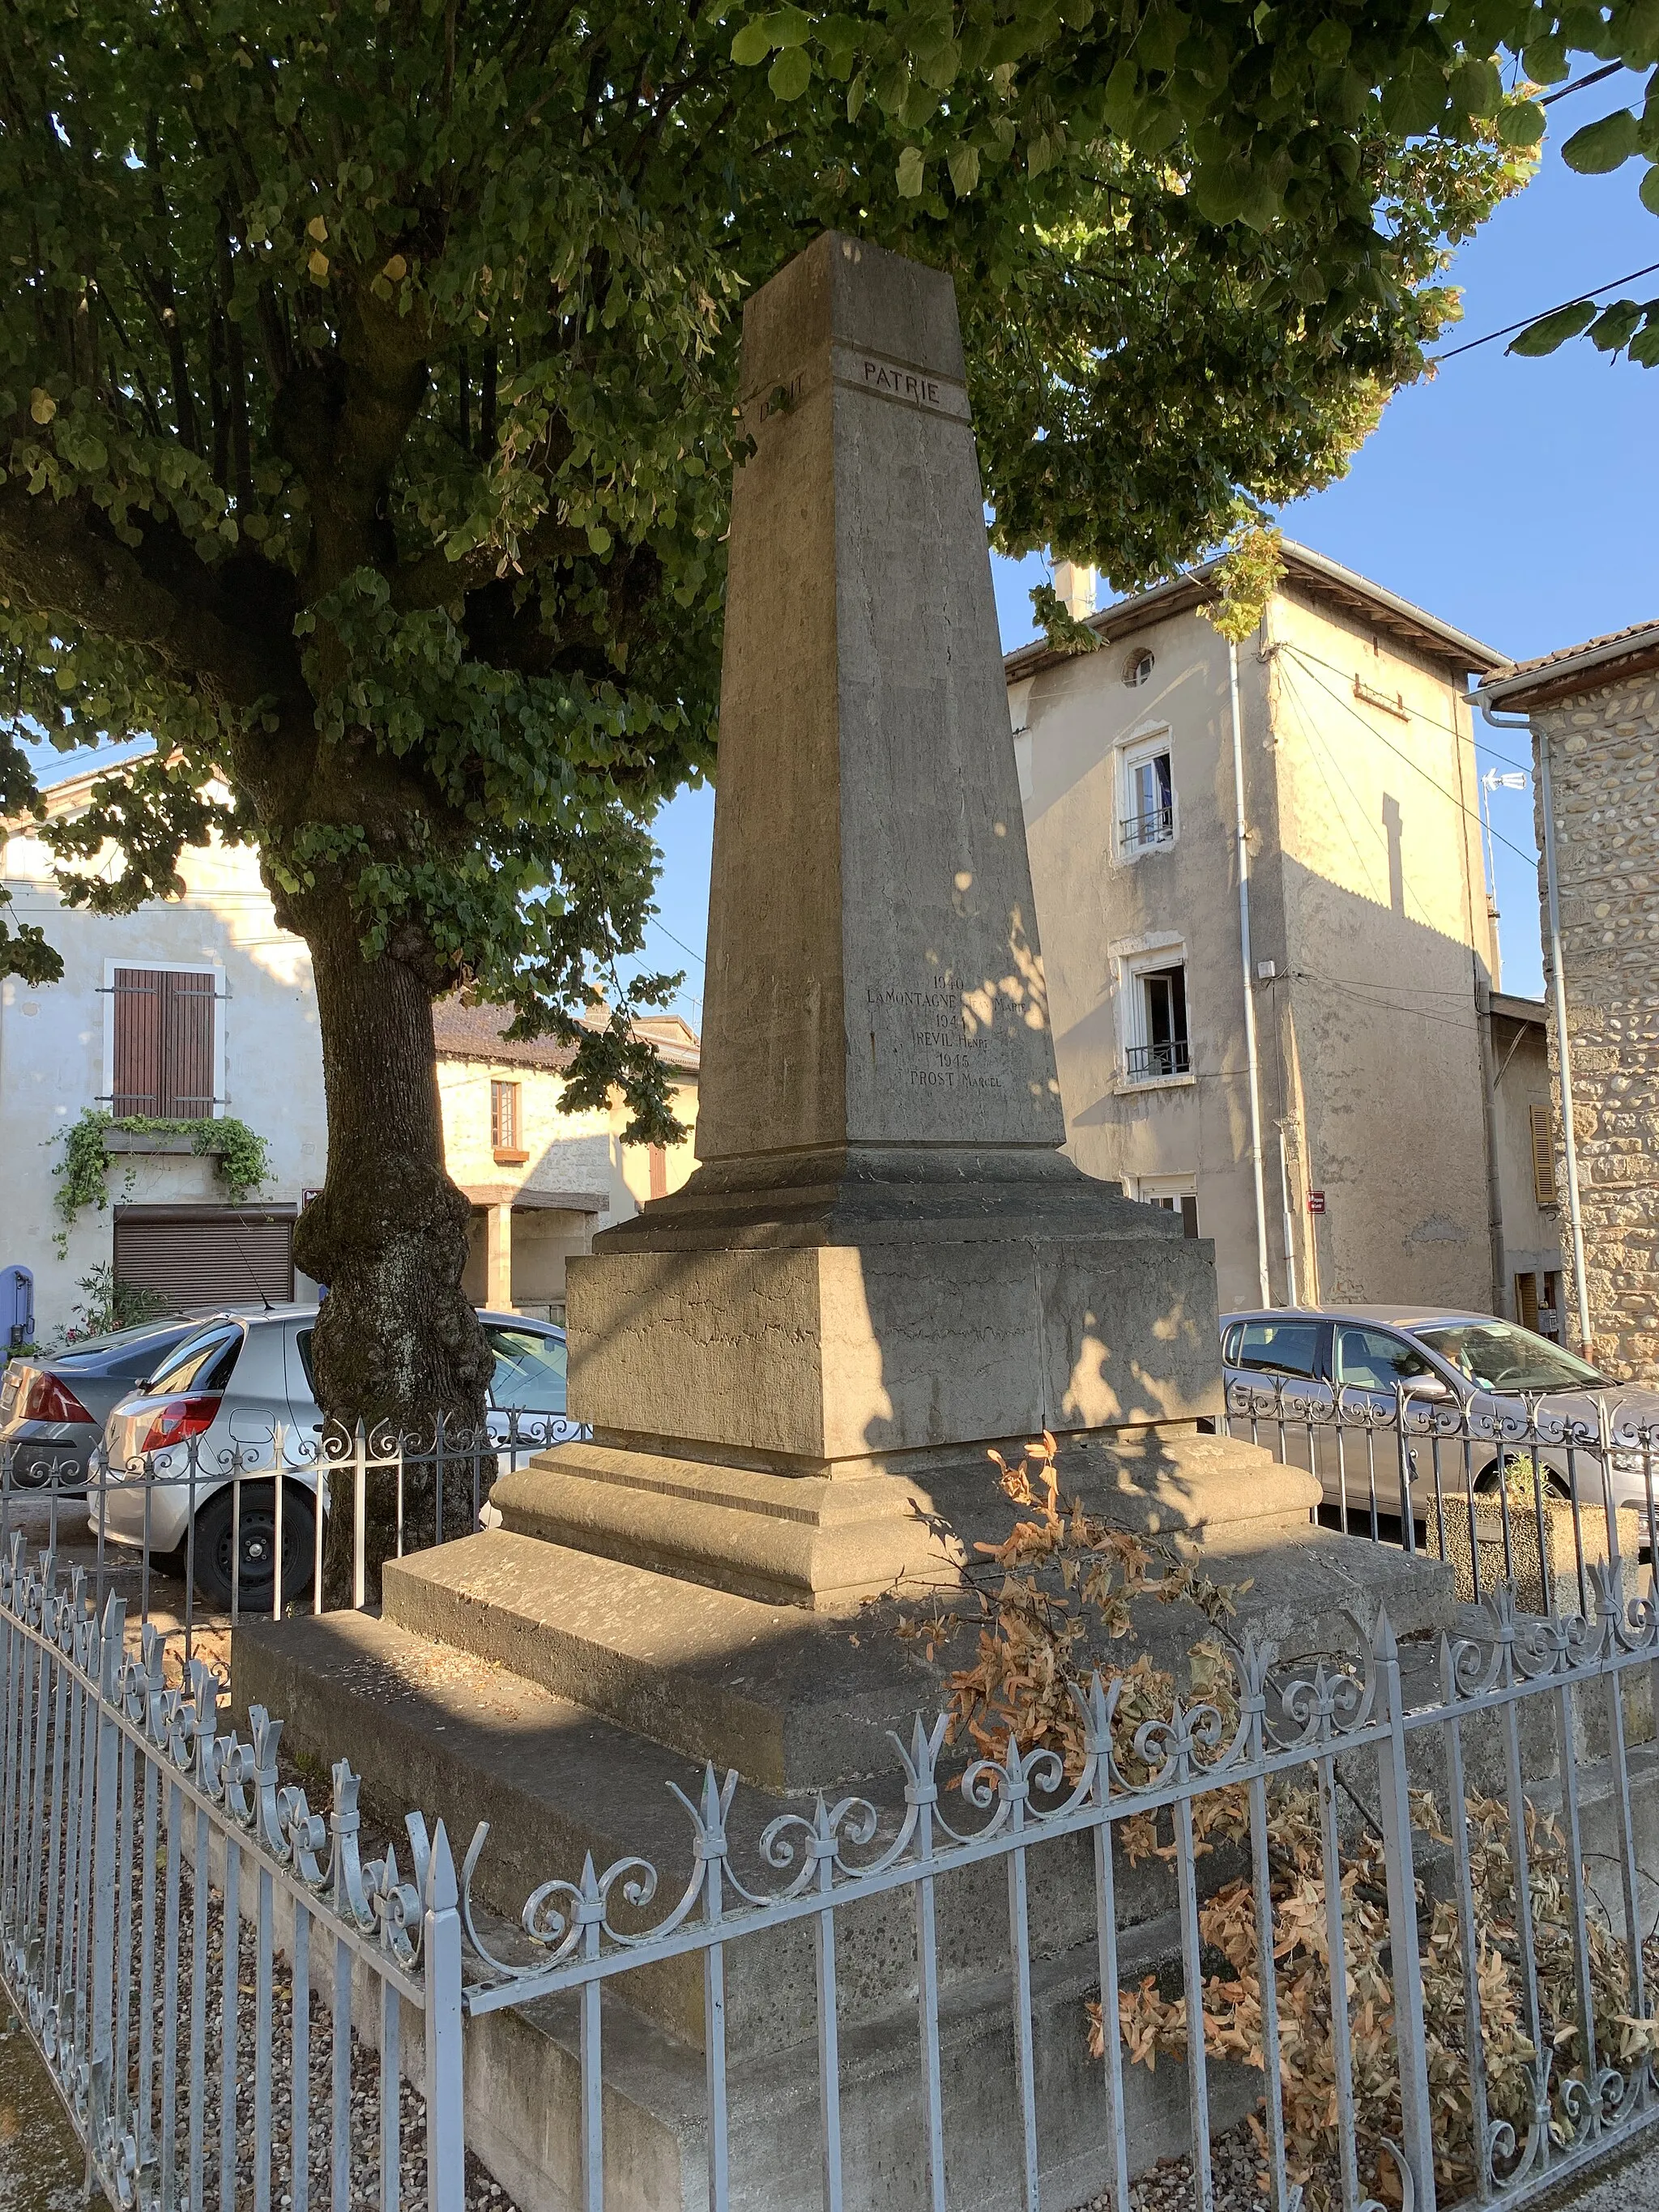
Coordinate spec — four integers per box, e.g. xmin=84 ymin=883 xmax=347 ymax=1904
xmin=1612 ymin=1450 xmax=1651 ymax=1476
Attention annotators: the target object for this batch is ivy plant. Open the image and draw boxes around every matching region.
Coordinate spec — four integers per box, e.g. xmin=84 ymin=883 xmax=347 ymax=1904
xmin=54 ymin=1110 xmax=273 ymax=1227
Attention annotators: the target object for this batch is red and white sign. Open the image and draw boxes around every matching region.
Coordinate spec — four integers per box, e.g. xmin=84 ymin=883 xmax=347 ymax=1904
xmin=1307 ymin=1191 xmax=1326 ymax=1214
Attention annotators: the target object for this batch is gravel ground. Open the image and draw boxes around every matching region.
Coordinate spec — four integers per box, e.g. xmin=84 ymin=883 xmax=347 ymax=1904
xmin=1070 ymin=2120 xmax=1275 ymax=2212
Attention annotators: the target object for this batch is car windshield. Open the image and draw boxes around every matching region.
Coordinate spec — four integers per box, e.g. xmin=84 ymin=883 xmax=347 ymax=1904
xmin=1414 ymin=1320 xmax=1606 ymax=1394
xmin=485 ymin=1325 xmax=567 ymax=1412
xmin=59 ymin=1319 xmax=189 ymax=1373
xmin=145 ymin=1326 xmax=243 ymax=1397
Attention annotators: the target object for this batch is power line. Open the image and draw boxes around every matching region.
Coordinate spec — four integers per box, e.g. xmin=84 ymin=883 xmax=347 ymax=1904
xmin=1539 ymin=61 xmax=1623 ymax=105
xmin=1432 ymin=259 xmax=1659 ymax=361
xmin=647 ymin=915 xmax=706 ymax=967
xmin=1280 ymin=649 xmax=1541 ymax=872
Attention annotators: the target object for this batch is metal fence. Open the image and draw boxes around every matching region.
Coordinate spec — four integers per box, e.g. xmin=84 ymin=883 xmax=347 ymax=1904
xmin=1220 ymin=1377 xmax=1659 ymax=1619
xmin=0 ymin=1536 xmax=464 ymax=2212
xmin=12 ymin=1530 xmax=1659 ymax=2212
xmin=0 ymin=1412 xmax=569 ymax=1662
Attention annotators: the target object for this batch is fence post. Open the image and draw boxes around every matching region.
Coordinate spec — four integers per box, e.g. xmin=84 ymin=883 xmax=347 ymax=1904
xmin=422 ymin=1822 xmax=467 ymax=2212
xmin=352 ymin=1422 xmax=367 ymax=1612
xmin=87 ymin=1594 xmax=126 ymax=2157
xmin=1372 ymin=1609 xmax=1435 ymax=2212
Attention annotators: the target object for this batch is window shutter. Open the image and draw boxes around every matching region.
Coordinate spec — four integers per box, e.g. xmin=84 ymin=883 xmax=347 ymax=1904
xmin=649 ymin=1144 xmax=667 ymax=1200
xmin=167 ymin=970 xmax=216 ymax=1115
xmin=112 ymin=969 xmax=163 ymax=1114
xmin=112 ymin=968 xmax=216 ymax=1117
xmin=113 ymin=1206 xmax=295 ymax=1312
xmin=1529 ymin=1103 xmax=1558 ymax=1207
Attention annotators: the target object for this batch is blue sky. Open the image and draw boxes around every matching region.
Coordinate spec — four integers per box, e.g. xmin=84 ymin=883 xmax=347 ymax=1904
xmin=24 ymin=96 xmax=1654 ymax=1020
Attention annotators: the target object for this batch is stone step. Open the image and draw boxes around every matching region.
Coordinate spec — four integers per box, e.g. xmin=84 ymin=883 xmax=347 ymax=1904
xmin=377 ymin=1528 xmax=945 ymax=1792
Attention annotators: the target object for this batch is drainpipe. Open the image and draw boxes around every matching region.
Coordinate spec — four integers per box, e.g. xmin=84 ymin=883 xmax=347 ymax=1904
xmin=1482 ymin=696 xmax=1593 ymax=1359
xmin=1277 ymin=1123 xmax=1299 ymax=1306
xmin=1230 ymin=638 xmax=1273 ymax=1306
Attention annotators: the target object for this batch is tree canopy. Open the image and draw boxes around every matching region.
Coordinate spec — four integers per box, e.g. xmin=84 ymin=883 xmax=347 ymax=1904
xmin=0 ymin=0 xmax=1649 ymax=1428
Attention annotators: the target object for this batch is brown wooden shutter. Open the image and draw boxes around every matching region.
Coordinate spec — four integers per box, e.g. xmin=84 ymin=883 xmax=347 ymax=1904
xmin=166 ymin=970 xmax=216 ymax=1115
xmin=113 ymin=1207 xmax=295 ymax=1314
xmin=111 ymin=969 xmax=163 ymax=1114
xmin=649 ymin=1144 xmax=667 ymax=1200
xmin=1529 ymin=1102 xmax=1558 ymax=1207
xmin=112 ymin=968 xmax=216 ymax=1117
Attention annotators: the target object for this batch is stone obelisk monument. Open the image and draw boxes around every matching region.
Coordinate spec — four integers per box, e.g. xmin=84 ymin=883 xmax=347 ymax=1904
xmin=490 ymin=231 xmax=1294 ymax=1607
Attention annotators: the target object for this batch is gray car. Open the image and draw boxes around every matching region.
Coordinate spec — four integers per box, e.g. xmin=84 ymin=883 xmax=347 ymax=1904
xmin=1221 ymin=1304 xmax=1659 ymax=1521
xmin=0 ymin=1315 xmax=202 ymax=1490
xmin=93 ymin=1304 xmax=577 ymax=1607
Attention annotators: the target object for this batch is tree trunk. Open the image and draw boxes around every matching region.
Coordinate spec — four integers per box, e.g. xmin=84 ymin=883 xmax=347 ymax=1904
xmin=291 ymin=906 xmax=491 ymax=1604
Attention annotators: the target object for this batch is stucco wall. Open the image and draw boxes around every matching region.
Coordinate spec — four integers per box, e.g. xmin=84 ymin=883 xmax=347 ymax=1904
xmin=0 ymin=816 xmax=327 ymax=1337
xmin=1533 ymin=667 xmax=1659 ymax=1378
xmin=1014 ymin=582 xmax=1502 ymax=1315
xmin=1266 ymin=589 xmax=1497 ymax=1311
xmin=1489 ymin=1018 xmax=1562 ymax=1287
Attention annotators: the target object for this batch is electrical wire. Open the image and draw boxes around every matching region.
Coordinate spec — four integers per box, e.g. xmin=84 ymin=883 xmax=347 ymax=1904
xmin=1279 ymin=649 xmax=1541 ymax=871
xmin=1539 ymin=61 xmax=1624 ymax=105
xmin=1432 ymin=259 xmax=1659 ymax=361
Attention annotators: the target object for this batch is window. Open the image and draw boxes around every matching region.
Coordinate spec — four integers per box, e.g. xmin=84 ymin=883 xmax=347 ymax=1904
xmin=491 ymin=1080 xmax=527 ymax=1162
xmin=1148 ymin=1192 xmax=1200 ymax=1236
xmin=1529 ymin=1102 xmax=1558 ymax=1205
xmin=1118 ymin=732 xmax=1175 ymax=855
xmin=484 ymin=1324 xmax=568 ymax=1412
xmin=1123 ymin=650 xmax=1154 ymax=688
xmin=146 ymin=1324 xmax=243 ymax=1398
xmin=110 ymin=967 xmax=217 ymax=1116
xmin=1235 ymin=1319 xmax=1324 ymax=1380
xmin=1334 ymin=1326 xmax=1437 ymax=1392
xmin=1126 ymin=964 xmax=1189 ymax=1079
xmin=1415 ymin=1319 xmax=1606 ymax=1392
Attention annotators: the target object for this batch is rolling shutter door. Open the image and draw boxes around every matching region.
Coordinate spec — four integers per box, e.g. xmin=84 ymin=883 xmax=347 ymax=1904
xmin=111 ymin=970 xmax=217 ymax=1116
xmin=113 ymin=1207 xmax=296 ymax=1315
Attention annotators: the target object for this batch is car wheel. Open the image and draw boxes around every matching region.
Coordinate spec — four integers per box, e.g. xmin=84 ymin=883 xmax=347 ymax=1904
xmin=6 ymin=1450 xmax=54 ymax=1490
xmin=1472 ymin=1457 xmax=1571 ymax=1499
xmin=190 ymin=1482 xmax=317 ymax=1612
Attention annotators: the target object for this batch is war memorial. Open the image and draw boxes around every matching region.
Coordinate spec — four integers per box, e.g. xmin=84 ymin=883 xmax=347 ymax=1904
xmin=238 ymin=232 xmax=1456 ymax=2210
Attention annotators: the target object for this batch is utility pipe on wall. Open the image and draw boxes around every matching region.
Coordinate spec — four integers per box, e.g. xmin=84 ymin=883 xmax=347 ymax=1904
xmin=1482 ymin=696 xmax=1593 ymax=1359
xmin=1230 ymin=639 xmax=1273 ymax=1306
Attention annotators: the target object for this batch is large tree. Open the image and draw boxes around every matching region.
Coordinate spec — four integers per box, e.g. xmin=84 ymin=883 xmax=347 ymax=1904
xmin=1 ymin=0 xmax=1645 ymax=1454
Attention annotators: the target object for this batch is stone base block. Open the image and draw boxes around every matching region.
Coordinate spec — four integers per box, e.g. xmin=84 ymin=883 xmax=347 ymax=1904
xmin=492 ymin=1426 xmax=1323 ymax=1611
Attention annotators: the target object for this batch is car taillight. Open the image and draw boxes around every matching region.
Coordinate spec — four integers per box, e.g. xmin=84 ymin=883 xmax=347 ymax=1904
xmin=139 ymin=1396 xmax=220 ymax=1452
xmin=22 ymin=1372 xmax=95 ymax=1425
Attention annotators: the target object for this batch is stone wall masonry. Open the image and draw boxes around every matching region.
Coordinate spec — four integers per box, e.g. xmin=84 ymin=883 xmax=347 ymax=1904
xmin=1535 ymin=669 xmax=1659 ymax=1379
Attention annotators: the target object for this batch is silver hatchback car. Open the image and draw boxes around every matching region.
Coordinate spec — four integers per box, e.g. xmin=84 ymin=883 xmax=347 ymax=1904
xmin=92 ymin=1304 xmax=577 ymax=1606
xmin=1221 ymin=1304 xmax=1659 ymax=1521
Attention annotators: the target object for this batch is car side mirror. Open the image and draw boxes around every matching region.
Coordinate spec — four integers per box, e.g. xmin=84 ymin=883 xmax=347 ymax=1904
xmin=1409 ymin=1375 xmax=1452 ymax=1402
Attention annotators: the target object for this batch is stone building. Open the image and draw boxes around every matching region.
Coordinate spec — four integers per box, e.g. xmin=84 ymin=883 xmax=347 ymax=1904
xmin=1478 ymin=621 xmax=1659 ymax=1378
xmin=1006 ymin=542 xmax=1566 ymax=1319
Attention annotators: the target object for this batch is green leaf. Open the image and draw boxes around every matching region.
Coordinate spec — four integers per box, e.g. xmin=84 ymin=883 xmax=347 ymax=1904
xmin=1588 ymin=298 xmax=1644 ymax=350
xmin=847 ymin=67 xmax=867 ymax=118
xmin=896 ymin=143 xmax=926 ymax=195
xmin=948 ymin=140 xmax=981 ymax=195
xmin=730 ymin=21 xmax=771 ymax=65
xmin=1520 ymin=36 xmax=1570 ymax=83
xmin=768 ymin=4 xmax=811 ymax=43
xmin=586 ymin=522 xmax=613 ymax=554
xmin=1102 ymin=56 xmax=1141 ymax=131
xmin=1380 ymin=57 xmax=1449 ymax=139
xmin=769 ymin=45 xmax=812 ymax=96
xmin=1306 ymin=19 xmax=1350 ymax=61
xmin=915 ymin=38 xmax=960 ymax=88
xmin=1497 ymin=100 xmax=1546 ymax=147
xmin=1642 ymin=162 xmax=1659 ymax=214
xmin=1506 ymin=299 xmax=1597 ymax=355
xmin=1561 ymin=109 xmax=1640 ymax=173
xmin=1449 ymin=55 xmax=1503 ymax=116
xmin=1630 ymin=319 xmax=1659 ymax=367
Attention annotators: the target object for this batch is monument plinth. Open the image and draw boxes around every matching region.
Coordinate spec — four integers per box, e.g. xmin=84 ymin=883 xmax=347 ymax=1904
xmin=493 ymin=231 xmax=1277 ymax=1609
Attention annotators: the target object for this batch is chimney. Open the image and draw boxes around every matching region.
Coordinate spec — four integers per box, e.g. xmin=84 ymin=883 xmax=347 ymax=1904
xmin=1052 ymin=560 xmax=1097 ymax=620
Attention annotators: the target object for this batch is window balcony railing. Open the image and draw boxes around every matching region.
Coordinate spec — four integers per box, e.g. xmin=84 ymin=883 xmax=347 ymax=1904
xmin=1125 ymin=1038 xmax=1191 ymax=1080
xmin=1120 ymin=805 xmax=1175 ymax=851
